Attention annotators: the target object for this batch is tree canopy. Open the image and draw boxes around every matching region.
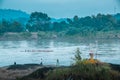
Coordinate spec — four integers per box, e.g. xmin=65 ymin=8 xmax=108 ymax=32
xmin=0 ymin=12 xmax=120 ymax=37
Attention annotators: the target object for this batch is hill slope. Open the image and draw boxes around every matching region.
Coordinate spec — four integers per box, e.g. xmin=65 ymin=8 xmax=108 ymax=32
xmin=0 ymin=9 xmax=29 ymax=24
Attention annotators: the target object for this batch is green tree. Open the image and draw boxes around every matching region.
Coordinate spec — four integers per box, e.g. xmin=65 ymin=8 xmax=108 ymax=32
xmin=26 ymin=12 xmax=51 ymax=32
xmin=74 ymin=48 xmax=82 ymax=62
xmin=10 ymin=21 xmax=23 ymax=32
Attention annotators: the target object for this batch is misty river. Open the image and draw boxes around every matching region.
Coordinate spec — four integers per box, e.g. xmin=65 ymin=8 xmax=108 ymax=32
xmin=0 ymin=39 xmax=120 ymax=67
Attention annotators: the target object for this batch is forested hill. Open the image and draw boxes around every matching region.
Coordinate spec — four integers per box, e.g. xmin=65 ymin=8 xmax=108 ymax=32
xmin=0 ymin=9 xmax=29 ymax=24
xmin=0 ymin=9 xmax=119 ymax=23
xmin=0 ymin=9 xmax=29 ymax=20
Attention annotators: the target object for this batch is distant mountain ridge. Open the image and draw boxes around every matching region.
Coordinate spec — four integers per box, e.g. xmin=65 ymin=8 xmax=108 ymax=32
xmin=0 ymin=9 xmax=30 ymax=24
xmin=0 ymin=9 xmax=68 ymax=23
xmin=50 ymin=18 xmax=68 ymax=23
xmin=0 ymin=9 xmax=29 ymax=20
xmin=0 ymin=9 xmax=120 ymax=24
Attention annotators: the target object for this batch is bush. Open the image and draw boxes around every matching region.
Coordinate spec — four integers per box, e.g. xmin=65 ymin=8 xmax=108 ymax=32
xmin=46 ymin=68 xmax=70 ymax=80
xmin=20 ymin=32 xmax=32 ymax=38
xmin=46 ymin=62 xmax=120 ymax=80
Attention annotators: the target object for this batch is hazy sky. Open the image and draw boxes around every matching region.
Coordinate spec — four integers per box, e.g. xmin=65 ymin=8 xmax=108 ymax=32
xmin=0 ymin=0 xmax=120 ymax=18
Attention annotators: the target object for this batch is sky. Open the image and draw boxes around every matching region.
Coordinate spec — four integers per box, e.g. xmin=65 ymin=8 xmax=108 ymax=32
xmin=0 ymin=0 xmax=120 ymax=18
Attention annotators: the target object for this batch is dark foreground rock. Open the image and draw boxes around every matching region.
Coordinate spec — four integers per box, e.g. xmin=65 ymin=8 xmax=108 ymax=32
xmin=19 ymin=67 xmax=54 ymax=80
xmin=0 ymin=63 xmax=120 ymax=80
xmin=7 ymin=64 xmax=40 ymax=70
xmin=110 ymin=63 xmax=120 ymax=72
xmin=18 ymin=63 xmax=120 ymax=80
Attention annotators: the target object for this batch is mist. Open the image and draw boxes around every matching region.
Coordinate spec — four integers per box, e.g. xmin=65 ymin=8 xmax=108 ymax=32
xmin=116 ymin=0 xmax=120 ymax=5
xmin=0 ymin=0 xmax=3 ymax=6
xmin=0 ymin=0 xmax=120 ymax=18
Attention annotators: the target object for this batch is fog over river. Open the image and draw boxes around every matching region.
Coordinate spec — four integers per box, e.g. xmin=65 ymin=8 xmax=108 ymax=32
xmin=0 ymin=39 xmax=120 ymax=67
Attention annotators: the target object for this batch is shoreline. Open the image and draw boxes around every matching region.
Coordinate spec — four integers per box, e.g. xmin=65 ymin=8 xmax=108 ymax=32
xmin=0 ymin=31 xmax=120 ymax=41
xmin=0 ymin=63 xmax=67 ymax=80
xmin=0 ymin=36 xmax=120 ymax=41
xmin=0 ymin=63 xmax=120 ymax=80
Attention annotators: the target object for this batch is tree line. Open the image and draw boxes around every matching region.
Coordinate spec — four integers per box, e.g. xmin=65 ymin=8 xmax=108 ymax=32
xmin=0 ymin=12 xmax=120 ymax=36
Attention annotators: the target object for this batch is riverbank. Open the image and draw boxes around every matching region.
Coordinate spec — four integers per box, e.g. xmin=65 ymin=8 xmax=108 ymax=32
xmin=0 ymin=64 xmax=41 ymax=80
xmin=0 ymin=64 xmax=65 ymax=80
xmin=0 ymin=31 xmax=120 ymax=41
xmin=0 ymin=63 xmax=120 ymax=80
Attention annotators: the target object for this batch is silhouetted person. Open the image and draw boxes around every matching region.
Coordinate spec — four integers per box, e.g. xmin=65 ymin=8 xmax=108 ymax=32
xmin=14 ymin=62 xmax=16 ymax=65
xmin=56 ymin=59 xmax=59 ymax=67
xmin=40 ymin=58 xmax=43 ymax=66
xmin=40 ymin=62 xmax=43 ymax=66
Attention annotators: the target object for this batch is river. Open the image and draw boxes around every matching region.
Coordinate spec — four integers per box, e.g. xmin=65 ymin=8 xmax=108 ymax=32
xmin=0 ymin=39 xmax=120 ymax=67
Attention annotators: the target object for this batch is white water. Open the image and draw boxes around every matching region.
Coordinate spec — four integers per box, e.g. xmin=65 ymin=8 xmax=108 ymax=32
xmin=0 ymin=39 xmax=120 ymax=67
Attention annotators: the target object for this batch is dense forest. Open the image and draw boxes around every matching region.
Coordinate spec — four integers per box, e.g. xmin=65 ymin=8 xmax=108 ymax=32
xmin=0 ymin=10 xmax=120 ymax=38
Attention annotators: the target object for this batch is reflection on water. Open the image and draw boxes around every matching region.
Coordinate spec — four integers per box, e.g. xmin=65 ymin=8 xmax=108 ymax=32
xmin=0 ymin=39 xmax=120 ymax=67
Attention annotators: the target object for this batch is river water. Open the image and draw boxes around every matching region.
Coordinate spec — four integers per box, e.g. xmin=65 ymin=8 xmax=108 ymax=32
xmin=0 ymin=39 xmax=120 ymax=67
